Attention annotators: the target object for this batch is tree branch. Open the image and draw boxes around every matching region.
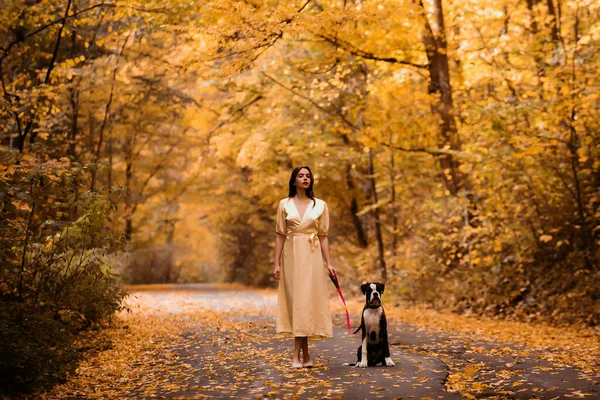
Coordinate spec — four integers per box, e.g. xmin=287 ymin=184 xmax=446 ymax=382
xmin=0 ymin=2 xmax=167 ymax=91
xmin=261 ymin=71 xmax=459 ymax=156
xmin=3 ymin=2 xmax=167 ymax=52
xmin=18 ymin=0 xmax=73 ymax=151
xmin=91 ymin=32 xmax=130 ymax=190
xmin=204 ymin=94 xmax=264 ymax=143
xmin=129 ymin=143 xmax=177 ymax=217
xmin=195 ymin=0 xmax=311 ymax=66
xmin=358 ymin=127 xmax=452 ymax=156
xmin=317 ymin=34 xmax=428 ymax=69
xmin=261 ymin=72 xmax=357 ymax=130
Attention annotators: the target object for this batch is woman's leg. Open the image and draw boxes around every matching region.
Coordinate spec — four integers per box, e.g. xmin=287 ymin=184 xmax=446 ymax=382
xmin=293 ymin=337 xmax=303 ymax=364
xmin=301 ymin=337 xmax=311 ymax=363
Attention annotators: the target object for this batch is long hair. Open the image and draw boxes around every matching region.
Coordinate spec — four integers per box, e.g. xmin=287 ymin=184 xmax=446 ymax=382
xmin=288 ymin=165 xmax=316 ymax=205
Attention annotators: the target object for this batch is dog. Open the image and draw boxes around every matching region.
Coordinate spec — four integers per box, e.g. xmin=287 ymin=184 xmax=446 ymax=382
xmin=350 ymin=282 xmax=395 ymax=368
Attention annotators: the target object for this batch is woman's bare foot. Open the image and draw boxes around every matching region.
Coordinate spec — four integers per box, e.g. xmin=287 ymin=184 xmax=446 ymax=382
xmin=302 ymin=352 xmax=313 ymax=367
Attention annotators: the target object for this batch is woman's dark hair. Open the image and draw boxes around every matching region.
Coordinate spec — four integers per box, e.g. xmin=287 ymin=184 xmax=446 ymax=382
xmin=288 ymin=165 xmax=316 ymax=205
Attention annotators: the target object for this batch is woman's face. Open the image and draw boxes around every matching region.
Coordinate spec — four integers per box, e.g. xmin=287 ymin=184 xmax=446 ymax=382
xmin=295 ymin=168 xmax=312 ymax=191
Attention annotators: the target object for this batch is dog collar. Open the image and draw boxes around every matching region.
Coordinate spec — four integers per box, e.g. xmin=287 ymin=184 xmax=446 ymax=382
xmin=366 ymin=304 xmax=382 ymax=309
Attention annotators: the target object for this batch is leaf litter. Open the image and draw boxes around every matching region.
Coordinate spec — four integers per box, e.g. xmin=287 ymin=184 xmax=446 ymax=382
xmin=37 ymin=285 xmax=599 ymax=399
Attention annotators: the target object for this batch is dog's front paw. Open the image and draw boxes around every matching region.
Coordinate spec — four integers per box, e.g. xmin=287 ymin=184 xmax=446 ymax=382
xmin=357 ymin=360 xmax=368 ymax=368
xmin=385 ymin=357 xmax=395 ymax=366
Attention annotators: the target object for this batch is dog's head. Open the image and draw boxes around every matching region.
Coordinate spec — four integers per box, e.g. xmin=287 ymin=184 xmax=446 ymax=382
xmin=361 ymin=282 xmax=385 ymax=308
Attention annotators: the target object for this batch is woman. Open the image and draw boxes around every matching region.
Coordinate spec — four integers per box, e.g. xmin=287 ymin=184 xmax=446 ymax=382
xmin=273 ymin=165 xmax=336 ymax=368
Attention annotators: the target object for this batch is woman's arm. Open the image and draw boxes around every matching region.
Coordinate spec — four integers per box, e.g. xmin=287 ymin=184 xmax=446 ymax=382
xmin=319 ymin=235 xmax=336 ymax=277
xmin=273 ymin=233 xmax=286 ymax=280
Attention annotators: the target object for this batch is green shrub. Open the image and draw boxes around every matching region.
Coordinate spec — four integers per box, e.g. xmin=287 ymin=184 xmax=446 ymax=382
xmin=0 ymin=152 xmax=126 ymax=394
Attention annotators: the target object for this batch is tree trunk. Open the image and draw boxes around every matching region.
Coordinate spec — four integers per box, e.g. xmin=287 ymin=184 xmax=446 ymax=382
xmin=389 ymin=141 xmax=398 ymax=270
xmin=125 ymin=136 xmax=133 ymax=242
xmin=68 ymin=88 xmax=79 ymax=159
xmin=125 ymin=217 xmax=132 ymax=242
xmin=68 ymin=86 xmax=79 ymax=222
xmin=525 ymin=0 xmax=540 ymax=34
xmin=546 ymin=0 xmax=561 ymax=43
xmin=346 ymin=165 xmax=368 ymax=247
xmin=164 ymin=217 xmax=177 ymax=282
xmin=368 ymin=148 xmax=387 ymax=282
xmin=565 ymin=9 xmax=593 ymax=267
xmin=68 ymin=15 xmax=79 ymax=161
xmin=107 ymin=130 xmax=113 ymax=191
xmin=419 ymin=0 xmax=463 ymax=196
xmin=90 ymin=34 xmax=128 ymax=191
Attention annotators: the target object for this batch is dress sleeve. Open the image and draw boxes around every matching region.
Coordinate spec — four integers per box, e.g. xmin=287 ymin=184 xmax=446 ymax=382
xmin=316 ymin=201 xmax=329 ymax=236
xmin=275 ymin=200 xmax=287 ymax=235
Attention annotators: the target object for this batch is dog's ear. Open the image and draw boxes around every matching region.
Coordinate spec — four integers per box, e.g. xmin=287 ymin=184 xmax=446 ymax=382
xmin=377 ymin=283 xmax=385 ymax=294
xmin=361 ymin=283 xmax=369 ymax=294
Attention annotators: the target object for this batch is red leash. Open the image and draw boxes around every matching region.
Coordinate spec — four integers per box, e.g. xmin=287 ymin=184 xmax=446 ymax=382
xmin=330 ymin=270 xmax=352 ymax=334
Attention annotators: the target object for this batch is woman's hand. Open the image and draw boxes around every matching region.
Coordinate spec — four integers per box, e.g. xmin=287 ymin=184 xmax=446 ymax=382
xmin=273 ymin=264 xmax=281 ymax=280
xmin=327 ymin=264 xmax=336 ymax=279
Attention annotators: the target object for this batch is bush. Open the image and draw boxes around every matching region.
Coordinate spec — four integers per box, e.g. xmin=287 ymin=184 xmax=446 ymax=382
xmin=122 ymin=244 xmax=178 ymax=284
xmin=0 ymin=152 xmax=126 ymax=394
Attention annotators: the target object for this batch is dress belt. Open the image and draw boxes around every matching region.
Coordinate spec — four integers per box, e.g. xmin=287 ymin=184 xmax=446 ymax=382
xmin=286 ymin=232 xmax=320 ymax=251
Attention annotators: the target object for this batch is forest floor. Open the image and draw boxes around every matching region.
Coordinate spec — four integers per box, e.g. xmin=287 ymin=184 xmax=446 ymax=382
xmin=39 ymin=284 xmax=599 ymax=399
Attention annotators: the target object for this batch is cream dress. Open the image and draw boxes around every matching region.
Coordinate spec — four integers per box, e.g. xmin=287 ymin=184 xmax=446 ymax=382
xmin=275 ymin=197 xmax=333 ymax=339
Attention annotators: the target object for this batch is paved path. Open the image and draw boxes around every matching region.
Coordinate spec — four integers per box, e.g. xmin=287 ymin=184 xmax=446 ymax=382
xmin=130 ymin=284 xmax=599 ymax=399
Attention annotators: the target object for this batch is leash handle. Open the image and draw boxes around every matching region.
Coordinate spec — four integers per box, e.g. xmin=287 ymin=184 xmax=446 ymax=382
xmin=330 ymin=270 xmax=352 ymax=334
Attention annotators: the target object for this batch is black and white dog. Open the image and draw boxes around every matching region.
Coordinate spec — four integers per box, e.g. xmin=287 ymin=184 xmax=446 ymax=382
xmin=352 ymin=282 xmax=394 ymax=367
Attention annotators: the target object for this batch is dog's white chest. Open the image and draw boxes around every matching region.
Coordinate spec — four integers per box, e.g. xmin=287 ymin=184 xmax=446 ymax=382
xmin=363 ymin=307 xmax=383 ymax=344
